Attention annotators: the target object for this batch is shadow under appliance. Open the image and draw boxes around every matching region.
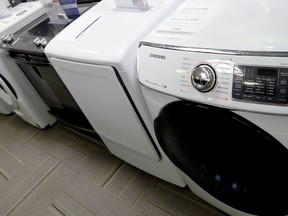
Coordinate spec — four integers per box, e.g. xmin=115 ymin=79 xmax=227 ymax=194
xmin=0 ymin=1 xmax=56 ymax=128
xmin=138 ymin=0 xmax=288 ymax=215
xmin=0 ymin=1 xmax=100 ymax=133
xmin=44 ymin=0 xmax=187 ymax=186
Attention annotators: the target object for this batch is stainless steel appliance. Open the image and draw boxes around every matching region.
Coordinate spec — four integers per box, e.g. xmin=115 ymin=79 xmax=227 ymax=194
xmin=0 ymin=1 xmax=100 ymax=135
xmin=0 ymin=1 xmax=57 ymax=128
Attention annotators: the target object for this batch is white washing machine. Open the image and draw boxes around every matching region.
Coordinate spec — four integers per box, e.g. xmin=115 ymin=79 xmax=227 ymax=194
xmin=138 ymin=0 xmax=288 ymax=215
xmin=0 ymin=1 xmax=57 ymax=128
xmin=44 ymin=0 xmax=186 ymax=186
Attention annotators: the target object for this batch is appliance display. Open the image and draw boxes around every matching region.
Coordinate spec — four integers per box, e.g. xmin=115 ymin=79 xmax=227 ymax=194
xmin=0 ymin=1 xmax=100 ymax=134
xmin=232 ymin=66 xmax=288 ymax=104
xmin=44 ymin=0 xmax=187 ymax=186
xmin=137 ymin=0 xmax=288 ymax=215
xmin=0 ymin=1 xmax=57 ymax=128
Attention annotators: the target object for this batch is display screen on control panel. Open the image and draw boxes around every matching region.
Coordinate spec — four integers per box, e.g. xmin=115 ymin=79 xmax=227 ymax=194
xmin=257 ymin=68 xmax=277 ymax=77
xmin=232 ymin=66 xmax=288 ymax=104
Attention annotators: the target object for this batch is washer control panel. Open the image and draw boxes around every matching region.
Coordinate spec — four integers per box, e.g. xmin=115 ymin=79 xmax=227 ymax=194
xmin=232 ymin=66 xmax=288 ymax=104
xmin=138 ymin=44 xmax=288 ymax=114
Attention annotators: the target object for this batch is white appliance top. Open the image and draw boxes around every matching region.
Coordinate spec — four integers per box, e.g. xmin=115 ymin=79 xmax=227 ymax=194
xmin=0 ymin=1 xmax=45 ymax=35
xmin=1 ymin=0 xmax=10 ymax=8
xmin=45 ymin=0 xmax=185 ymax=71
xmin=141 ymin=0 xmax=288 ymax=52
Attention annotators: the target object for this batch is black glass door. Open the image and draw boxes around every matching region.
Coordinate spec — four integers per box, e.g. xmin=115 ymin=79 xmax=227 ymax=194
xmin=155 ymin=100 xmax=288 ymax=216
xmin=9 ymin=51 xmax=95 ymax=134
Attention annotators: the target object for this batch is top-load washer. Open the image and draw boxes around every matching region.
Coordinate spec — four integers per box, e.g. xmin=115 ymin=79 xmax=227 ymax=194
xmin=138 ymin=0 xmax=288 ymax=215
xmin=0 ymin=1 xmax=57 ymax=128
xmin=44 ymin=0 xmax=186 ymax=186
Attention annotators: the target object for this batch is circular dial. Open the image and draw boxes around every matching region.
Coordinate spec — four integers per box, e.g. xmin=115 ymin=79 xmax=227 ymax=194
xmin=191 ymin=64 xmax=216 ymax=92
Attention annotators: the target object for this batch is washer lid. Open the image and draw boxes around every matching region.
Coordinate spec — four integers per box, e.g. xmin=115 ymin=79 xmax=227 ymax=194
xmin=141 ymin=0 xmax=288 ymax=53
xmin=0 ymin=2 xmax=45 ymax=35
xmin=44 ymin=0 xmax=185 ymax=72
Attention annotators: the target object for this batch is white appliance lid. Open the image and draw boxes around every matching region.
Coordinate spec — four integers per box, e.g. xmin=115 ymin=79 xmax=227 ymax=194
xmin=0 ymin=1 xmax=44 ymax=35
xmin=44 ymin=0 xmax=185 ymax=71
xmin=141 ymin=0 xmax=288 ymax=52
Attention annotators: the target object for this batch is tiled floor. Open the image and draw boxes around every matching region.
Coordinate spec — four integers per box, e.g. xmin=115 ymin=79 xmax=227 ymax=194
xmin=0 ymin=113 xmax=229 ymax=216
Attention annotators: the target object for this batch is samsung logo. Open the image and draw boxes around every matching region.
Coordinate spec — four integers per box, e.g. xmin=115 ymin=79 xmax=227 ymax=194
xmin=150 ymin=53 xmax=166 ymax=60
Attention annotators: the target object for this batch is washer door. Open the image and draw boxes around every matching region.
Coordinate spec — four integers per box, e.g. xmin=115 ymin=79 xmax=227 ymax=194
xmin=155 ymin=100 xmax=288 ymax=216
xmin=0 ymin=74 xmax=18 ymax=110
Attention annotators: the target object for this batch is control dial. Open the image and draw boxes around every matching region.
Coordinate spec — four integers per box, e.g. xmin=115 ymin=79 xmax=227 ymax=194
xmin=191 ymin=64 xmax=216 ymax=92
xmin=1 ymin=34 xmax=14 ymax=44
xmin=33 ymin=37 xmax=48 ymax=48
xmin=33 ymin=37 xmax=41 ymax=47
xmin=40 ymin=38 xmax=48 ymax=47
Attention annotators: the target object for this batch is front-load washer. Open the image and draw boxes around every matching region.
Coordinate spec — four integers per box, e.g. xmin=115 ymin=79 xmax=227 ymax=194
xmin=44 ymin=0 xmax=186 ymax=186
xmin=0 ymin=2 xmax=57 ymax=128
xmin=138 ymin=0 xmax=288 ymax=215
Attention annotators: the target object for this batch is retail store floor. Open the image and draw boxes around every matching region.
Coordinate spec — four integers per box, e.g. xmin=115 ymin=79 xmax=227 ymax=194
xmin=0 ymin=113 xmax=229 ymax=216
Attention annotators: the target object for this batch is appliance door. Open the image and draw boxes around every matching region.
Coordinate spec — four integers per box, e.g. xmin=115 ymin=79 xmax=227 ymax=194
xmin=48 ymin=57 xmax=160 ymax=161
xmin=8 ymin=51 xmax=95 ymax=133
xmin=154 ymin=100 xmax=288 ymax=216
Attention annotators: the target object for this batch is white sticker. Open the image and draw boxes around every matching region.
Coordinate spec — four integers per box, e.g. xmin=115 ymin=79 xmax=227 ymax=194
xmin=151 ymin=0 xmax=231 ymax=39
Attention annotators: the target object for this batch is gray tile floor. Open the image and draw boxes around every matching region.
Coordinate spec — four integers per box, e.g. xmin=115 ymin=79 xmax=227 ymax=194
xmin=0 ymin=113 xmax=229 ymax=216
